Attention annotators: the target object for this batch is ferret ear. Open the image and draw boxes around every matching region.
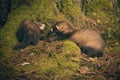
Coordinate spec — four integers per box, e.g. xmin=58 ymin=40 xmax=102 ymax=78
xmin=56 ymin=25 xmax=60 ymax=30
xmin=39 ymin=24 xmax=45 ymax=30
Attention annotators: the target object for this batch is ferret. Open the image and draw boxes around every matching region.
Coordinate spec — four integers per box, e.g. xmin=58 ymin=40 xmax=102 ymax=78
xmin=14 ymin=19 xmax=45 ymax=50
xmin=47 ymin=21 xmax=105 ymax=57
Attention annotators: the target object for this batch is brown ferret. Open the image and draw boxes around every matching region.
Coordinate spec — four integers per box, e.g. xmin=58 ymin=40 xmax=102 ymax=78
xmin=14 ymin=19 xmax=45 ymax=50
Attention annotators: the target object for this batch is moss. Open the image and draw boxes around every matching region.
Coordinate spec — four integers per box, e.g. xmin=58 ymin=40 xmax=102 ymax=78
xmin=85 ymin=0 xmax=112 ymax=14
xmin=11 ymin=40 xmax=81 ymax=79
xmin=0 ymin=6 xmax=30 ymax=57
xmin=85 ymin=0 xmax=113 ymax=25
xmin=61 ymin=40 xmax=81 ymax=63
xmin=111 ymin=47 xmax=120 ymax=53
xmin=57 ymin=0 xmax=83 ymax=28
xmin=85 ymin=0 xmax=113 ymax=26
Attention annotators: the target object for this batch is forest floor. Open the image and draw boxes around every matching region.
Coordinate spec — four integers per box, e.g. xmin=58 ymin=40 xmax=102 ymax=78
xmin=10 ymin=41 xmax=120 ymax=80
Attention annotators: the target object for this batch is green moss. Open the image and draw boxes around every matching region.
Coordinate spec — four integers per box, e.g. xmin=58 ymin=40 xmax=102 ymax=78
xmin=59 ymin=40 xmax=81 ymax=69
xmin=84 ymin=0 xmax=113 ymax=26
xmin=12 ymin=40 xmax=81 ymax=79
xmin=111 ymin=47 xmax=120 ymax=53
xmin=85 ymin=0 xmax=112 ymax=14
xmin=57 ymin=0 xmax=83 ymax=27
xmin=61 ymin=40 xmax=81 ymax=62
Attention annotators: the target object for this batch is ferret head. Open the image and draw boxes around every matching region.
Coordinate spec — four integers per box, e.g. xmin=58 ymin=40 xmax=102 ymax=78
xmin=39 ymin=23 xmax=45 ymax=30
xmin=34 ymin=21 xmax=45 ymax=30
xmin=50 ymin=21 xmax=76 ymax=35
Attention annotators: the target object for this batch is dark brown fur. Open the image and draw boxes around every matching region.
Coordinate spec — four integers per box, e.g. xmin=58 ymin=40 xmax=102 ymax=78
xmin=47 ymin=21 xmax=105 ymax=57
xmin=14 ymin=19 xmax=45 ymax=50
